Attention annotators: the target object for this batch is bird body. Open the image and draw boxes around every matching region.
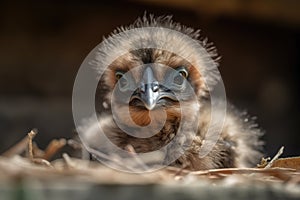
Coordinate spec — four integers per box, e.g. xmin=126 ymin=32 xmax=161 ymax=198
xmin=81 ymin=15 xmax=263 ymax=171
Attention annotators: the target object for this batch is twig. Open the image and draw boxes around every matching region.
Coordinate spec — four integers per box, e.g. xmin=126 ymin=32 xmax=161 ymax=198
xmin=32 ymin=143 xmax=46 ymax=158
xmin=62 ymin=153 xmax=76 ymax=169
xmin=26 ymin=130 xmax=53 ymax=168
xmin=67 ymin=139 xmax=83 ymax=150
xmin=2 ymin=129 xmax=37 ymax=157
xmin=27 ymin=130 xmax=37 ymax=160
xmin=32 ymin=158 xmax=53 ymax=168
xmin=43 ymin=138 xmax=67 ymax=160
xmin=2 ymin=137 xmax=28 ymax=157
xmin=192 ymin=167 xmax=294 ymax=176
xmin=265 ymin=146 xmax=284 ymax=169
xmin=166 ymin=166 xmax=295 ymax=179
xmin=173 ymin=164 xmax=188 ymax=178
xmin=257 ymin=157 xmax=270 ymax=168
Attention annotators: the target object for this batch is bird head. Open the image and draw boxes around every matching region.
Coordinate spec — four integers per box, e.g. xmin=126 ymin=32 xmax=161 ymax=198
xmin=95 ymin=15 xmax=219 ymax=127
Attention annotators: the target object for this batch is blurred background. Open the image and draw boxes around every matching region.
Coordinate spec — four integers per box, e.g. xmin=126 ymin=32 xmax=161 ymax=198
xmin=0 ymin=0 xmax=299 ymax=158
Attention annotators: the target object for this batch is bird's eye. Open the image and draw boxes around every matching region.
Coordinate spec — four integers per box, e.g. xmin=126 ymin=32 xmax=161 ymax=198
xmin=173 ymin=67 xmax=188 ymax=85
xmin=115 ymin=71 xmax=124 ymax=80
xmin=115 ymin=71 xmax=129 ymax=91
xmin=178 ymin=68 xmax=188 ymax=78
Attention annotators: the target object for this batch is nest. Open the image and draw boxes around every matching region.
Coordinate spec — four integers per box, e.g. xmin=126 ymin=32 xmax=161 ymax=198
xmin=0 ymin=130 xmax=300 ymax=199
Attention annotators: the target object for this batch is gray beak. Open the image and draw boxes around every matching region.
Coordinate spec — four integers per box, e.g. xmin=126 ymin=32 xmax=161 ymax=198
xmin=136 ymin=67 xmax=160 ymax=110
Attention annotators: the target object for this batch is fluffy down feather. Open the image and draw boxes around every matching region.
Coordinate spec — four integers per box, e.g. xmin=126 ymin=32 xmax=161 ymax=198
xmin=81 ymin=14 xmax=263 ymax=171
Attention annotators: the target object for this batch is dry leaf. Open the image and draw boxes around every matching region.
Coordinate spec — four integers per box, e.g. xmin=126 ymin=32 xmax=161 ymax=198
xmin=271 ymin=157 xmax=300 ymax=170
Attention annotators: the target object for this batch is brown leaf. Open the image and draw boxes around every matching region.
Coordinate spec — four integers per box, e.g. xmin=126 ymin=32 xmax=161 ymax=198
xmin=271 ymin=157 xmax=300 ymax=170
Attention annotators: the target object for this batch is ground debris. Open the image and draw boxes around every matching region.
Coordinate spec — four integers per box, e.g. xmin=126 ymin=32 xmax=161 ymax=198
xmin=0 ymin=131 xmax=299 ymax=188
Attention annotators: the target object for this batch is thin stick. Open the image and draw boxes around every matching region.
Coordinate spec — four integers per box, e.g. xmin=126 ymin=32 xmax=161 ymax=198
xmin=2 ymin=129 xmax=37 ymax=157
xmin=32 ymin=158 xmax=52 ymax=167
xmin=62 ymin=153 xmax=76 ymax=168
xmin=166 ymin=166 xmax=295 ymax=176
xmin=43 ymin=138 xmax=67 ymax=160
xmin=265 ymin=146 xmax=284 ymax=169
xmin=32 ymin=143 xmax=46 ymax=158
xmin=27 ymin=130 xmax=37 ymax=160
xmin=67 ymin=139 xmax=83 ymax=150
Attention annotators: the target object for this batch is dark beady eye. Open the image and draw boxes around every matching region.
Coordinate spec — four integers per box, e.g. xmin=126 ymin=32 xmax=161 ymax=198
xmin=178 ymin=68 xmax=188 ymax=78
xmin=173 ymin=67 xmax=188 ymax=85
xmin=115 ymin=71 xmax=124 ymax=80
xmin=115 ymin=71 xmax=129 ymax=90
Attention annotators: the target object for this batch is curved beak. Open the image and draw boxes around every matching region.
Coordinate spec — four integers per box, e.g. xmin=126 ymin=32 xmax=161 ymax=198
xmin=132 ymin=67 xmax=160 ymax=110
xmin=130 ymin=66 xmax=181 ymax=110
xmin=140 ymin=82 xmax=159 ymax=110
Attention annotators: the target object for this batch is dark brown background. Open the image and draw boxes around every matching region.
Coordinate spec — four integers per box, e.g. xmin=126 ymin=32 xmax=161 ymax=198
xmin=0 ymin=0 xmax=299 ymax=158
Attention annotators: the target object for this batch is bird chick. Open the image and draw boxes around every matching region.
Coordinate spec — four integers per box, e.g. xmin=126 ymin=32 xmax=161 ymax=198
xmin=81 ymin=15 xmax=263 ymax=171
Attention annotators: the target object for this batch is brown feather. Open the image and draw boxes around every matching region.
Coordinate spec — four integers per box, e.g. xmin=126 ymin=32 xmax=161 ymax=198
xmin=87 ymin=15 xmax=263 ymax=171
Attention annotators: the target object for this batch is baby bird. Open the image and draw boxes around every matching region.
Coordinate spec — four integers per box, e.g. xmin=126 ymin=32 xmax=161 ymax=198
xmin=81 ymin=15 xmax=263 ymax=171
